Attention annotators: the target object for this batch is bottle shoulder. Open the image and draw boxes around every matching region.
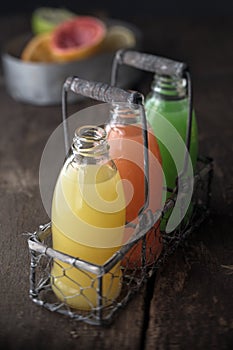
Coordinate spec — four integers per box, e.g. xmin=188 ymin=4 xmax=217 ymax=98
xmin=145 ymin=93 xmax=190 ymax=113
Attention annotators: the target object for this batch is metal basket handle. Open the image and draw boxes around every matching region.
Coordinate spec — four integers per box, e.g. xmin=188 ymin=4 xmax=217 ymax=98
xmin=64 ymin=76 xmax=144 ymax=104
xmin=111 ymin=49 xmax=187 ymax=86
xmin=62 ymin=76 xmax=144 ymax=153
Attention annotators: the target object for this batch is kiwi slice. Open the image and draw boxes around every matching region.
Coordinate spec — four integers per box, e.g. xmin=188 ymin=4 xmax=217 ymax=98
xmin=31 ymin=7 xmax=76 ymax=34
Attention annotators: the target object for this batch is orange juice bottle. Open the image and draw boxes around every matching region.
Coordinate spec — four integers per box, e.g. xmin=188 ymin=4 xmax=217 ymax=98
xmin=105 ymin=103 xmax=163 ymax=268
xmin=51 ymin=125 xmax=126 ymax=310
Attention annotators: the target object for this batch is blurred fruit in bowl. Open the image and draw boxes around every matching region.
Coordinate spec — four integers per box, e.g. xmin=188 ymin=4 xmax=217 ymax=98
xmin=102 ymin=25 xmax=136 ymax=52
xmin=31 ymin=7 xmax=76 ymax=34
xmin=50 ymin=16 xmax=107 ymax=62
xmin=1 ymin=10 xmax=142 ymax=105
xmin=21 ymin=15 xmax=107 ymax=63
xmin=21 ymin=33 xmax=54 ymax=62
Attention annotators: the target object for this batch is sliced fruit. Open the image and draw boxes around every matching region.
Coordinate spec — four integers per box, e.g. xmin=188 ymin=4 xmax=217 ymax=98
xmin=21 ymin=33 xmax=55 ymax=63
xmin=102 ymin=25 xmax=136 ymax=52
xmin=50 ymin=16 xmax=106 ymax=62
xmin=32 ymin=7 xmax=76 ymax=34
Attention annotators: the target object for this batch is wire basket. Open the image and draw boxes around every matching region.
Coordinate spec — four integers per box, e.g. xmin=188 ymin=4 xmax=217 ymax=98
xmin=27 ymin=59 xmax=213 ymax=325
xmin=27 ymin=155 xmax=213 ymax=326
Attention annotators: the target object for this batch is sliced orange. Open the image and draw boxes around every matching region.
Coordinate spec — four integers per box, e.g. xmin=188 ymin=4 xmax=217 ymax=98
xmin=50 ymin=16 xmax=106 ymax=62
xmin=21 ymin=33 xmax=55 ymax=63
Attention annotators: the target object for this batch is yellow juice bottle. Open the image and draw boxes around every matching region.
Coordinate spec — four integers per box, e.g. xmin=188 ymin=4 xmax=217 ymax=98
xmin=50 ymin=126 xmax=126 ymax=310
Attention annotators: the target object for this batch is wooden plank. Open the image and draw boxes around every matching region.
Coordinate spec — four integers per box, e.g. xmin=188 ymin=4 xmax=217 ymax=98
xmin=146 ymin=234 xmax=233 ymax=349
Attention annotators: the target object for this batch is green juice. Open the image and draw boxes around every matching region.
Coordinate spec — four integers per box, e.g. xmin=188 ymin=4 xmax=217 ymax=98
xmin=145 ymin=75 xmax=199 ymax=231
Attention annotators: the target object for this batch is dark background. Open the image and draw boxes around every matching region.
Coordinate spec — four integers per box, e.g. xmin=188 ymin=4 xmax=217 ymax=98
xmin=0 ymin=2 xmax=233 ymax=350
xmin=1 ymin=0 xmax=233 ymax=17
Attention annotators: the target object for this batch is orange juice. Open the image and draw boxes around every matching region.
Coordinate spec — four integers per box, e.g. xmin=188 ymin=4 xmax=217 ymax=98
xmin=106 ymin=123 xmax=163 ymax=268
xmin=51 ymin=159 xmax=126 ymax=310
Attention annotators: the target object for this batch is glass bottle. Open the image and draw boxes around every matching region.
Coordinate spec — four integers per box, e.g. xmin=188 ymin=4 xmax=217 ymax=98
xmin=50 ymin=125 xmax=126 ymax=310
xmin=105 ymin=102 xmax=163 ymax=268
xmin=145 ymin=74 xmax=199 ymax=230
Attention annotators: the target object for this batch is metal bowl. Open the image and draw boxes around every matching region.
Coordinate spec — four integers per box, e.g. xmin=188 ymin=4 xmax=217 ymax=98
xmin=1 ymin=19 xmax=142 ymax=106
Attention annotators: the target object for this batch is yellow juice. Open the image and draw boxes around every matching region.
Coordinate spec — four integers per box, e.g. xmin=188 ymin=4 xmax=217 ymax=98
xmin=51 ymin=162 xmax=126 ymax=310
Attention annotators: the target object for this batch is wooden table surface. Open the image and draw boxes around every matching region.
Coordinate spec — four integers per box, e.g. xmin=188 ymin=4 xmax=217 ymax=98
xmin=0 ymin=14 xmax=233 ymax=350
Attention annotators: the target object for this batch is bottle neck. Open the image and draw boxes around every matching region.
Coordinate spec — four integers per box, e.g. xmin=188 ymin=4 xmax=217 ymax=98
xmin=109 ymin=102 xmax=142 ymax=126
xmin=71 ymin=125 xmax=110 ymax=165
xmin=151 ymin=74 xmax=187 ymax=100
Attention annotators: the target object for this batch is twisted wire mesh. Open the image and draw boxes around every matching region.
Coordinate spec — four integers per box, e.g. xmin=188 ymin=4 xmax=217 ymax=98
xmin=27 ymin=156 xmax=213 ymax=325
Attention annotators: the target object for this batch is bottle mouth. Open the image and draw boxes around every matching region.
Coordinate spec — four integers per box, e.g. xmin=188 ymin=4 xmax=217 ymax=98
xmin=75 ymin=125 xmax=107 ymax=142
xmin=73 ymin=125 xmax=109 ymax=156
xmin=110 ymin=102 xmax=142 ymax=125
xmin=153 ymin=74 xmax=187 ymax=99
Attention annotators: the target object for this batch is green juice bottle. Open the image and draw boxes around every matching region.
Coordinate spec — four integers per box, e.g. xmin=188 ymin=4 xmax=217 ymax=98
xmin=145 ymin=74 xmax=199 ymax=231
